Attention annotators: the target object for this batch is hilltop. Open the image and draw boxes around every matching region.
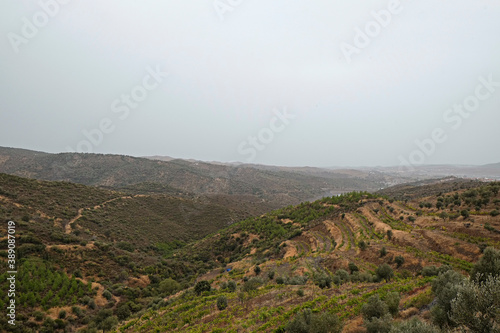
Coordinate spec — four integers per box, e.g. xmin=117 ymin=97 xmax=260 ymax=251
xmin=0 ymin=147 xmax=389 ymax=209
xmin=1 ymin=171 xmax=499 ymax=332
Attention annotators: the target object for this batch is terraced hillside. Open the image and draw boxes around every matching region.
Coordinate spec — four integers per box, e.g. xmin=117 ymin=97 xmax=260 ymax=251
xmin=117 ymin=182 xmax=500 ymax=332
xmin=1 ymin=173 xmax=499 ymax=332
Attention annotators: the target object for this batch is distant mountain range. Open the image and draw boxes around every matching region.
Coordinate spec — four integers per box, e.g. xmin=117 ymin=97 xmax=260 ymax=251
xmin=0 ymin=147 xmax=392 ymax=209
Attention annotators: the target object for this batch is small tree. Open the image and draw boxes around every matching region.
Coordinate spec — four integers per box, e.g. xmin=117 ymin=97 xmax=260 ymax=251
xmin=450 ymin=275 xmax=500 ymax=333
xmin=386 ymin=230 xmax=393 ymax=240
xmin=254 ymin=265 xmax=261 ymax=275
xmin=267 ymin=270 xmax=275 ymax=280
xmin=376 ymin=264 xmax=394 ymax=282
xmin=384 ymin=292 xmax=400 ymax=317
xmin=159 ymin=278 xmax=181 ymax=295
xmin=461 ymin=209 xmax=470 ymax=219
xmin=216 ymin=295 xmax=228 ymax=311
xmin=359 ymin=240 xmax=368 ymax=251
xmin=439 ymin=212 xmax=449 ymax=221
xmin=471 ymin=247 xmax=500 ymax=283
xmin=362 ymin=295 xmax=392 ymax=333
xmin=380 ymin=247 xmax=387 ymax=257
xmin=431 ymin=270 xmax=465 ymax=328
xmin=394 ymin=256 xmax=405 ymax=268
xmin=286 ymin=308 xmax=342 ymax=333
xmin=194 ymin=280 xmax=211 ymax=295
xmin=348 ymin=262 xmax=359 ymax=274
xmin=227 ymin=280 xmax=237 ymax=292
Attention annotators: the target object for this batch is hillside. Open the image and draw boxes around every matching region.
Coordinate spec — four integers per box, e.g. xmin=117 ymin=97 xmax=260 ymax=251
xmin=0 ymin=147 xmax=387 ymax=208
xmin=2 ymin=173 xmax=499 ymax=332
xmin=117 ymin=181 xmax=500 ymax=332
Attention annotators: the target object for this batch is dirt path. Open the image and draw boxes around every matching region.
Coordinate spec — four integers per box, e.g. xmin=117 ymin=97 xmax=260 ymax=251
xmin=64 ymin=195 xmax=147 ymax=234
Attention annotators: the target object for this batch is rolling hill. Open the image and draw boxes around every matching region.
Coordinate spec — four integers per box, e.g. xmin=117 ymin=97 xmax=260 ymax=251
xmin=1 ymin=171 xmax=499 ymax=332
xmin=0 ymin=147 xmax=388 ymax=209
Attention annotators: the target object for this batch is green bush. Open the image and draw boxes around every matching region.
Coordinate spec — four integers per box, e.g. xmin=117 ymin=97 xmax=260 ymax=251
xmin=217 ymin=295 xmax=228 ymax=311
xmin=268 ymin=270 xmax=275 ymax=280
xmin=380 ymin=247 xmax=387 ymax=257
xmin=159 ymin=278 xmax=181 ymax=295
xmin=471 ymin=247 xmax=500 ymax=282
xmin=376 ymin=264 xmax=394 ymax=282
xmin=348 ymin=262 xmax=359 ymax=274
xmin=102 ymin=290 xmax=113 ymax=301
xmin=431 ymin=270 xmax=465 ymax=328
xmin=389 ymin=318 xmax=440 ymax=333
xmin=285 ymin=308 xmax=342 ymax=333
xmin=243 ymin=277 xmax=263 ymax=292
xmin=194 ymin=280 xmax=211 ymax=295
xmin=227 ymin=280 xmax=237 ymax=292
xmin=365 ymin=313 xmax=392 ymax=333
xmin=422 ymin=266 xmax=439 ymax=277
xmin=58 ymin=310 xmax=66 ymax=319
xmin=362 ymin=295 xmax=389 ymax=321
xmin=384 ymin=292 xmax=400 ymax=317
xmin=394 ymin=256 xmax=405 ymax=268
xmin=450 ymin=275 xmax=500 ymax=333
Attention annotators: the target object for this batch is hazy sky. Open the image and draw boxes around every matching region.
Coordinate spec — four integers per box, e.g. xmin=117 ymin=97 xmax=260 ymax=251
xmin=1 ymin=0 xmax=499 ymax=167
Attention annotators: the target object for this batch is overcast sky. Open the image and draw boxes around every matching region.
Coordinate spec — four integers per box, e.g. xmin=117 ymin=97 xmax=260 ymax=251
xmin=1 ymin=0 xmax=499 ymax=167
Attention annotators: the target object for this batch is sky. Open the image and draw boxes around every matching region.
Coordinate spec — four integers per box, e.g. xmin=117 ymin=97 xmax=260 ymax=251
xmin=1 ymin=0 xmax=499 ymax=167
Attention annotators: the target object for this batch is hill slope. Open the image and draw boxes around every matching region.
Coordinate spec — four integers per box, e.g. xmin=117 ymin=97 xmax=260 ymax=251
xmin=2 ymin=172 xmax=499 ymax=332
xmin=0 ymin=146 xmax=387 ymax=207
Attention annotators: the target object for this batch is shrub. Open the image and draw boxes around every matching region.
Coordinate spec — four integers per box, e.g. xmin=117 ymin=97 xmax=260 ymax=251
xmin=276 ymin=276 xmax=285 ymax=285
xmin=159 ymin=278 xmax=181 ymax=295
xmin=389 ymin=318 xmax=440 ymax=333
xmin=376 ymin=264 xmax=394 ymax=282
xmin=227 ymin=280 xmax=237 ymax=292
xmin=194 ymin=280 xmax=211 ymax=295
xmin=102 ymin=290 xmax=113 ymax=301
xmin=362 ymin=295 xmax=389 ymax=321
xmin=450 ymin=275 xmax=500 ymax=333
xmin=315 ymin=274 xmax=332 ymax=289
xmin=34 ymin=311 xmax=45 ymax=321
xmin=386 ymin=230 xmax=393 ymax=240
xmin=115 ymin=304 xmax=131 ymax=320
xmin=431 ymin=270 xmax=465 ymax=328
xmin=297 ymin=289 xmax=305 ymax=297
xmin=243 ymin=277 xmax=263 ymax=292
xmin=359 ymin=240 xmax=368 ymax=251
xmin=471 ymin=247 xmax=500 ymax=282
xmin=491 ymin=210 xmax=500 ymax=217
xmin=348 ymin=262 xmax=359 ymax=274
xmin=384 ymin=292 xmax=400 ymax=317
xmin=394 ymin=256 xmax=404 ymax=268
xmin=365 ymin=313 xmax=392 ymax=333
xmin=286 ymin=308 xmax=343 ymax=333
xmin=58 ymin=310 xmax=66 ymax=319
xmin=460 ymin=210 xmax=470 ymax=219
xmin=268 ymin=270 xmax=275 ymax=280
xmin=334 ymin=269 xmax=350 ymax=285
xmin=380 ymin=247 xmax=387 ymax=257
xmin=422 ymin=266 xmax=439 ymax=277
xmin=254 ymin=265 xmax=261 ymax=275
xmin=216 ymin=295 xmax=228 ymax=311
